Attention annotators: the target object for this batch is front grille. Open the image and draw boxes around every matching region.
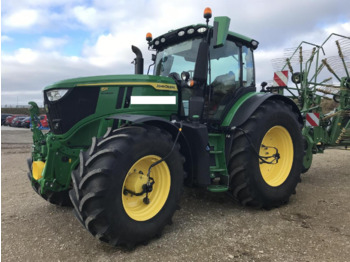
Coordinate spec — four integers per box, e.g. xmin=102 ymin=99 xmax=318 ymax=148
xmin=44 ymin=87 xmax=100 ymax=134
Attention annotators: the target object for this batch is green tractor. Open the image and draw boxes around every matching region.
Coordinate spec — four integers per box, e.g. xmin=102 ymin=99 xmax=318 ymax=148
xmin=28 ymin=8 xmax=304 ymax=247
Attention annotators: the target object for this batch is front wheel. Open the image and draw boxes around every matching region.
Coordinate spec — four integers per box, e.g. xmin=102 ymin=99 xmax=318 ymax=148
xmin=69 ymin=125 xmax=184 ymax=247
xmin=228 ymin=99 xmax=303 ymax=208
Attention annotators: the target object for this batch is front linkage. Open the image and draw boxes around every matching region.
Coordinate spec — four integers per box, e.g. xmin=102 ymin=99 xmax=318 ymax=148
xmin=28 ymin=101 xmax=78 ymax=202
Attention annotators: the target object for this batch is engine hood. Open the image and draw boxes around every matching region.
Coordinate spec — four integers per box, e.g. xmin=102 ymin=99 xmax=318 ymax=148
xmin=44 ymin=74 xmax=177 ymax=90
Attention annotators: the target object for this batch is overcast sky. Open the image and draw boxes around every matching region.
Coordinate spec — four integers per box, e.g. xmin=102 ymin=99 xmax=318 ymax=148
xmin=1 ymin=0 xmax=349 ymax=106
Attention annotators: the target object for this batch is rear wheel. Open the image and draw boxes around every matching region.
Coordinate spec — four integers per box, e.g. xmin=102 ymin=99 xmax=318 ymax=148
xmin=228 ymin=100 xmax=303 ymax=208
xmin=69 ymin=125 xmax=184 ymax=247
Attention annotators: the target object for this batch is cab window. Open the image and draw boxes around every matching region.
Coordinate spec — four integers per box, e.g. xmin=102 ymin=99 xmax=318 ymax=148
xmin=242 ymin=46 xmax=254 ymax=87
xmin=208 ymin=41 xmax=240 ymax=120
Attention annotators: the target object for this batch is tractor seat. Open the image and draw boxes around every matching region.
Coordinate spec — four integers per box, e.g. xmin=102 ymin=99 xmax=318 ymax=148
xmin=211 ymin=72 xmax=236 ymax=94
xmin=209 ymin=72 xmax=237 ymax=119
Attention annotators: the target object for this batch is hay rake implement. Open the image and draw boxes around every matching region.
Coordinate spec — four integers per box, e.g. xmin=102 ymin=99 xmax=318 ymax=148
xmin=270 ymin=33 xmax=350 ymax=171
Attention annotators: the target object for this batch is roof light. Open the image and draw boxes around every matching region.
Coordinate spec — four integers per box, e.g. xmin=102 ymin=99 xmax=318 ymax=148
xmin=161 ymin=37 xmax=166 ymax=43
xmin=187 ymin=28 xmax=195 ymax=34
xmin=154 ymin=40 xmax=160 ymax=45
xmin=251 ymin=40 xmax=259 ymax=49
xmin=197 ymin=27 xmax=207 ymax=33
xmin=204 ymin=7 xmax=212 ymax=20
xmin=178 ymin=30 xmax=185 ymax=36
xmin=146 ymin=32 xmax=152 ymax=42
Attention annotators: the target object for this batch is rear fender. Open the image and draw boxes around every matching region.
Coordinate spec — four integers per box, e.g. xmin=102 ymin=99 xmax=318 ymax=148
xmin=223 ymin=93 xmax=303 ymax=162
xmin=225 ymin=93 xmax=302 ymax=128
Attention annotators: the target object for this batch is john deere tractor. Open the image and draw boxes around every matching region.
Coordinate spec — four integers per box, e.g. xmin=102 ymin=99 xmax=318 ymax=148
xmin=28 ymin=8 xmax=304 ymax=247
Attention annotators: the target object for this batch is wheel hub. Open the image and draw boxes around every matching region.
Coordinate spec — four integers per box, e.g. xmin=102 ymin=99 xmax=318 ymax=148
xmin=122 ymin=155 xmax=171 ymax=221
xmin=259 ymin=126 xmax=294 ymax=187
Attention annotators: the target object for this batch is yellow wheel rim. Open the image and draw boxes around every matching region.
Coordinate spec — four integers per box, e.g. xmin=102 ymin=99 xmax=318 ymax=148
xmin=122 ymin=155 xmax=171 ymax=221
xmin=259 ymin=126 xmax=293 ymax=187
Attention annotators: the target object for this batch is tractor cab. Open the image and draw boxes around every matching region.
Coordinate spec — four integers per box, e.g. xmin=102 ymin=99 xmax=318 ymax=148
xmin=148 ymin=11 xmax=259 ymax=123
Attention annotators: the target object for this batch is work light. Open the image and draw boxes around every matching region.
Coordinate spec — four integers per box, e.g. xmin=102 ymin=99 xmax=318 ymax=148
xmin=197 ymin=27 xmax=207 ymax=33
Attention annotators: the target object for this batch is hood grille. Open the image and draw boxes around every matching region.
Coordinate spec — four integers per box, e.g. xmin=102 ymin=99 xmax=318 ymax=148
xmin=44 ymin=87 xmax=100 ymax=134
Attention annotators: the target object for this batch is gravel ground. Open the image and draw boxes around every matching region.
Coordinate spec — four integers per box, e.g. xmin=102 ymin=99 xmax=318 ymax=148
xmin=1 ymin=127 xmax=350 ymax=262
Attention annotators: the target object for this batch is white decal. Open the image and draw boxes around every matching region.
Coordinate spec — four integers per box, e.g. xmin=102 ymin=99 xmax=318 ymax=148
xmin=131 ymin=96 xmax=176 ymax=105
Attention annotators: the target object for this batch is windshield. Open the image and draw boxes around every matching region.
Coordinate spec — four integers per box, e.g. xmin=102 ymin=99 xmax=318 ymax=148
xmin=154 ymin=38 xmax=202 ymax=77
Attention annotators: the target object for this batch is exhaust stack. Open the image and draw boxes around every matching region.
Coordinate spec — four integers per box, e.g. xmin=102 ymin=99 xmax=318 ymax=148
xmin=131 ymin=45 xmax=144 ymax=75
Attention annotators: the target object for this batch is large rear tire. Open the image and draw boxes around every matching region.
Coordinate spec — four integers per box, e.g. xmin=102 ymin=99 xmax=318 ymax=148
xmin=228 ymin=100 xmax=303 ymax=208
xmin=69 ymin=125 xmax=184 ymax=247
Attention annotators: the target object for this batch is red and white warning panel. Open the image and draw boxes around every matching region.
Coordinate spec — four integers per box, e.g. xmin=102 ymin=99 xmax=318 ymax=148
xmin=273 ymin=71 xmax=289 ymax=86
xmin=306 ymin=113 xmax=320 ymax=127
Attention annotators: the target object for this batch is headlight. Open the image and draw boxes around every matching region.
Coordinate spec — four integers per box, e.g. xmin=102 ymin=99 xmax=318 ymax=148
xmin=46 ymin=89 xmax=69 ymax=101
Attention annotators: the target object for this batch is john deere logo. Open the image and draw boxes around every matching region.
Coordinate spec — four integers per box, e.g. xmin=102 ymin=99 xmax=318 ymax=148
xmin=155 ymin=84 xmax=177 ymax=91
xmin=156 ymin=84 xmax=176 ymax=89
xmin=101 ymin=87 xmax=109 ymax=92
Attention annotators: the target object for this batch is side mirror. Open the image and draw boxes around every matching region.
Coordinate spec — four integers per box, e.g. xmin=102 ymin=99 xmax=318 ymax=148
xmin=193 ymin=42 xmax=209 ymax=83
xmin=261 ymin=82 xmax=267 ymax=88
xmin=260 ymin=82 xmax=268 ymax=92
xmin=181 ymin=71 xmax=190 ymax=81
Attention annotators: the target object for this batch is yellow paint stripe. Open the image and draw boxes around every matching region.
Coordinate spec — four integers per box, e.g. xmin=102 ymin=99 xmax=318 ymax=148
xmin=76 ymin=82 xmax=178 ymax=91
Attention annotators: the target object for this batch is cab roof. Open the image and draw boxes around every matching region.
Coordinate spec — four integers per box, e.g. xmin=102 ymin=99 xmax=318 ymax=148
xmin=150 ymin=23 xmax=258 ymax=50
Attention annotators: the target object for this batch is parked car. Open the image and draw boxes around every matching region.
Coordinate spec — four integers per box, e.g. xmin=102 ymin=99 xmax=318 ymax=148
xmin=5 ymin=115 xmax=19 ymax=126
xmin=11 ymin=116 xmax=27 ymax=127
xmin=39 ymin=115 xmax=48 ymax=128
xmin=21 ymin=117 xmax=31 ymax=128
xmin=2 ymin=114 xmax=12 ymax=125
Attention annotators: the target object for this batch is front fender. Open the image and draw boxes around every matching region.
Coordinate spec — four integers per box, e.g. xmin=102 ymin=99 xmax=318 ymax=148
xmin=107 ymin=114 xmax=193 ymax=178
xmin=107 ymin=113 xmax=209 ymax=187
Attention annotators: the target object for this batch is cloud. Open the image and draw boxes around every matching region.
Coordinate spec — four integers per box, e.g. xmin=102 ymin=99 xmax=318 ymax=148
xmin=3 ymin=9 xmax=39 ymax=29
xmin=254 ymin=49 xmax=285 ymax=84
xmin=1 ymin=35 xmax=13 ymax=42
xmin=73 ymin=6 xmax=98 ymax=29
xmin=1 ymin=1 xmax=86 ymax=33
xmin=325 ymin=22 xmax=350 ymax=37
xmin=2 ymin=48 xmax=39 ymax=64
xmin=1 ymin=49 xmax=134 ymax=106
xmin=1 ymin=0 xmax=350 ymax=106
xmin=39 ymin=36 xmax=69 ymax=50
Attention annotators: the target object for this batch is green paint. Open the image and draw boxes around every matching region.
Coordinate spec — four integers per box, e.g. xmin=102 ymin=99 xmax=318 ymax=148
xmin=30 ymin=74 xmax=179 ymax=193
xmin=222 ymin=92 xmax=257 ymax=126
xmin=209 ymin=133 xmax=228 ymax=179
xmin=213 ymin=16 xmax=230 ymax=48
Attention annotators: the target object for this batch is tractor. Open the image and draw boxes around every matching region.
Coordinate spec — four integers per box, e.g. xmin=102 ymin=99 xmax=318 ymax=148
xmin=28 ymin=8 xmax=305 ymax=247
